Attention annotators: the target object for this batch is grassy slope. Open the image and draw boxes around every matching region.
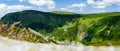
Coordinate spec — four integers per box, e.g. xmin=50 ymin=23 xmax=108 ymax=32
xmin=78 ymin=13 xmax=120 ymax=46
xmin=50 ymin=12 xmax=120 ymax=46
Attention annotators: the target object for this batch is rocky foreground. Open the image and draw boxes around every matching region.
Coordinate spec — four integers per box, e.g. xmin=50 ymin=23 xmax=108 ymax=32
xmin=0 ymin=36 xmax=120 ymax=51
xmin=0 ymin=22 xmax=57 ymax=43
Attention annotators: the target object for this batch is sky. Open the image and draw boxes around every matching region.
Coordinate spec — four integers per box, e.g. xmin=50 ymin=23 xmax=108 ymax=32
xmin=0 ymin=0 xmax=120 ymax=18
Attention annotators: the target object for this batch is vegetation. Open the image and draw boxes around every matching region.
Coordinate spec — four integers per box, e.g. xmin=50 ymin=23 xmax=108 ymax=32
xmin=52 ymin=11 xmax=76 ymax=14
xmin=78 ymin=15 xmax=120 ymax=46
xmin=1 ymin=10 xmax=120 ymax=46
xmin=0 ymin=22 xmax=57 ymax=43
xmin=1 ymin=10 xmax=80 ymax=32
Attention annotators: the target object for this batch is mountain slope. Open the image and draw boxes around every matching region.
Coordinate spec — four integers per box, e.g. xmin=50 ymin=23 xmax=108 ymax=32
xmin=78 ymin=15 xmax=120 ymax=45
xmin=1 ymin=10 xmax=120 ymax=46
xmin=0 ymin=22 xmax=55 ymax=43
xmin=1 ymin=10 xmax=81 ymax=32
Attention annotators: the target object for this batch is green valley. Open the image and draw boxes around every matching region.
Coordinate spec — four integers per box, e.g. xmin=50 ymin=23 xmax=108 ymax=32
xmin=1 ymin=10 xmax=120 ymax=46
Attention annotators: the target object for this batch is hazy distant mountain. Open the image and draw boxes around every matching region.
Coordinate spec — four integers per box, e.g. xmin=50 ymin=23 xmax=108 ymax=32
xmin=52 ymin=11 xmax=76 ymax=14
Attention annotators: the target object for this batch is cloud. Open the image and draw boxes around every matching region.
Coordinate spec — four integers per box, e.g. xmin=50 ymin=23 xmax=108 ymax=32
xmin=60 ymin=8 xmax=77 ymax=12
xmin=19 ymin=0 xmax=55 ymax=9
xmin=68 ymin=3 xmax=87 ymax=8
xmin=0 ymin=3 xmax=32 ymax=18
xmin=19 ymin=0 xmax=26 ymax=2
xmin=60 ymin=3 xmax=87 ymax=12
xmin=87 ymin=0 xmax=120 ymax=9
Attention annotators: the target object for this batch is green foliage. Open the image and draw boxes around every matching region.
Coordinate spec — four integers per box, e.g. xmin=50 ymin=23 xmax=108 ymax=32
xmin=51 ymin=21 xmax=78 ymax=42
xmin=79 ymin=15 xmax=120 ymax=46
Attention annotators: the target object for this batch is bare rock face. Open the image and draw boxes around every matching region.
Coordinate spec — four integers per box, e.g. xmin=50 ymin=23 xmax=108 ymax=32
xmin=79 ymin=32 xmax=88 ymax=40
xmin=0 ymin=36 xmax=119 ymax=51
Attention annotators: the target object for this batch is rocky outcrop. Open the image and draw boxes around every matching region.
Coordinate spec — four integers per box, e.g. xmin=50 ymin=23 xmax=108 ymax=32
xmin=0 ymin=22 xmax=57 ymax=43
